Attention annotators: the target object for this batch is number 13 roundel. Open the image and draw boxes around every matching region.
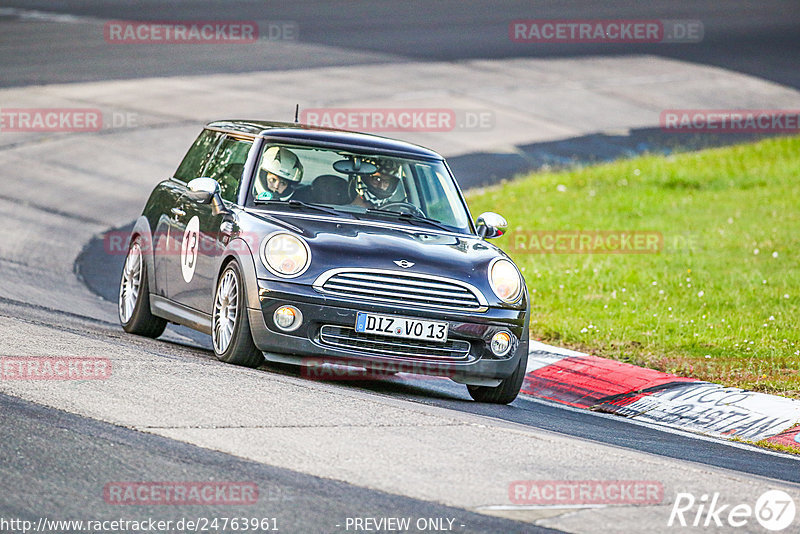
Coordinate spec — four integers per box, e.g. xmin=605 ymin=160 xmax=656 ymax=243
xmin=181 ymin=216 xmax=201 ymax=283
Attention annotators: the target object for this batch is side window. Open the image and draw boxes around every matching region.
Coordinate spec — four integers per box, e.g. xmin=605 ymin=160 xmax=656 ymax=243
xmin=202 ymin=136 xmax=253 ymax=203
xmin=174 ymin=130 xmax=222 ymax=183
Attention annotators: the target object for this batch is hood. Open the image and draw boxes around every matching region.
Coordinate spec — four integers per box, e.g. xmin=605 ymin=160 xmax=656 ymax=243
xmin=244 ymin=210 xmax=508 ymax=289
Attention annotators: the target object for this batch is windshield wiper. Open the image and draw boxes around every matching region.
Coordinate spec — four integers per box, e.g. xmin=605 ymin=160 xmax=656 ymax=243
xmin=287 ymin=200 xmax=351 ymax=217
xmin=365 ymin=208 xmax=451 ymax=231
xmin=253 ymin=198 xmax=353 ymax=218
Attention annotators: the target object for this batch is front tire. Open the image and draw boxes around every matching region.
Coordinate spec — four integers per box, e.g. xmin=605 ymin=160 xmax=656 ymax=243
xmin=212 ymin=261 xmax=263 ymax=368
xmin=467 ymin=349 xmax=528 ymax=404
xmin=119 ymin=236 xmax=167 ymax=338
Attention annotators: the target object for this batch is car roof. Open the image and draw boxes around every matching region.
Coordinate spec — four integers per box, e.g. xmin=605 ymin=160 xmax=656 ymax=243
xmin=206 ymin=120 xmax=443 ymax=160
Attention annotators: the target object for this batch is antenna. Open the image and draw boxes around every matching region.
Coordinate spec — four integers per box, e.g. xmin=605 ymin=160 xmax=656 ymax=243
xmin=294 ymin=104 xmax=299 ymax=123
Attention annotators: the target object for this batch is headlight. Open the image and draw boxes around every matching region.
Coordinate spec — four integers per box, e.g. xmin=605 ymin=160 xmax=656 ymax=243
xmin=260 ymin=233 xmax=311 ymax=277
xmin=489 ymin=258 xmax=522 ymax=303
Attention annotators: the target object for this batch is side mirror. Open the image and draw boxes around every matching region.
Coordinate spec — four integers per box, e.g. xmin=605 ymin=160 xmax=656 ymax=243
xmin=186 ymin=177 xmax=220 ymax=204
xmin=187 ymin=177 xmax=228 ymax=215
xmin=475 ymin=212 xmax=507 ymax=239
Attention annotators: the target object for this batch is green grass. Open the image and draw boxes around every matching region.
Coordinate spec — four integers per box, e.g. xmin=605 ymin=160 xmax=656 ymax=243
xmin=731 ymin=437 xmax=800 ymax=456
xmin=466 ymin=136 xmax=800 ymax=397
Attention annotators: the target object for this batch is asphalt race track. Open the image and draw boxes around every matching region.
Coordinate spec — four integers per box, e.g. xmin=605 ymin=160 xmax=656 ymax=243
xmin=1 ymin=2 xmax=800 ymax=533
xmin=1 ymin=1 xmax=799 ymax=89
xmin=0 ymin=393 xmax=540 ymax=533
xmin=2 ymin=1 xmax=797 ymax=184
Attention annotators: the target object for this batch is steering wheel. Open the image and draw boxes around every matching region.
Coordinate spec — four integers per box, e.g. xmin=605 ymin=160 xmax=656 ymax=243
xmin=379 ymin=202 xmax=426 ymax=218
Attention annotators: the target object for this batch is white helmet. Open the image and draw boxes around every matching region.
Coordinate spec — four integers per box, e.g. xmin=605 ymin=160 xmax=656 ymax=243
xmin=260 ymin=146 xmax=303 ymax=183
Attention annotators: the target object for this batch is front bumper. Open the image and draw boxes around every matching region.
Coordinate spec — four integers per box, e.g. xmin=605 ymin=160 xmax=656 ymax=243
xmin=248 ymin=279 xmax=528 ymax=386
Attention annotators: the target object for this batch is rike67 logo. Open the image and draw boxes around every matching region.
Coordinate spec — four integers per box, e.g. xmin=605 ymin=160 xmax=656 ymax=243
xmin=668 ymin=490 xmax=796 ymax=531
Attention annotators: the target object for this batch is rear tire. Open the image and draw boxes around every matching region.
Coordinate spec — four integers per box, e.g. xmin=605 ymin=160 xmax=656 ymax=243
xmin=212 ymin=261 xmax=263 ymax=368
xmin=118 ymin=236 xmax=167 ymax=338
xmin=467 ymin=349 xmax=528 ymax=404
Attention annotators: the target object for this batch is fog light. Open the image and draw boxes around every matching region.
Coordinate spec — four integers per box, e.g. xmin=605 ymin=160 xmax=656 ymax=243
xmin=273 ymin=305 xmax=302 ymax=332
xmin=490 ymin=331 xmax=513 ymax=357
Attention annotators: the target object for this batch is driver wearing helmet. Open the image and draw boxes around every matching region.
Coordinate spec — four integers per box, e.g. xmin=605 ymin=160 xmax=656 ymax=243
xmin=350 ymin=158 xmax=402 ymax=208
xmin=254 ymin=146 xmax=306 ymax=201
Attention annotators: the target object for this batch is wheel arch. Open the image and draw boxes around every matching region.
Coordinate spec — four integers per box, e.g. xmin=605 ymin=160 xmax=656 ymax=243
xmin=130 ymin=216 xmax=156 ymax=292
xmin=216 ymin=237 xmax=261 ymax=311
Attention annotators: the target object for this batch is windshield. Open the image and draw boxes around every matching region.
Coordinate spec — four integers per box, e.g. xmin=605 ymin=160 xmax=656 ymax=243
xmin=249 ymin=143 xmax=471 ymax=232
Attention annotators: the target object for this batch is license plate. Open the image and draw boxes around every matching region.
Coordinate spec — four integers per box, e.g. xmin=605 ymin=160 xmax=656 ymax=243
xmin=355 ymin=312 xmax=448 ymax=343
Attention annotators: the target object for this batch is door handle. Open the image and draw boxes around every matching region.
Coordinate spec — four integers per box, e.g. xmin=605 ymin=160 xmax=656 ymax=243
xmin=171 ymin=207 xmax=186 ymax=219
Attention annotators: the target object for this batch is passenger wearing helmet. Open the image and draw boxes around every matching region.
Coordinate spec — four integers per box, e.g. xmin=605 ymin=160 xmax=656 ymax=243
xmin=254 ymin=146 xmax=307 ymax=201
xmin=350 ymin=158 xmax=402 ymax=208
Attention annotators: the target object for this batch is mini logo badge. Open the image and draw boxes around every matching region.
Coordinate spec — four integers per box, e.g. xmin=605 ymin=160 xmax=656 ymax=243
xmin=393 ymin=259 xmax=415 ymax=269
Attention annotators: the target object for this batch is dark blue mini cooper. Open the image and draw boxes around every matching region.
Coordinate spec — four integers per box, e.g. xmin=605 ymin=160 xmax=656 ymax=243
xmin=119 ymin=121 xmax=529 ymax=403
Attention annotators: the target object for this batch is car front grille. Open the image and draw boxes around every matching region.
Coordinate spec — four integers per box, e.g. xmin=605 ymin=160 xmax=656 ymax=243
xmin=313 ymin=269 xmax=487 ymax=312
xmin=318 ymin=325 xmax=472 ymax=361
